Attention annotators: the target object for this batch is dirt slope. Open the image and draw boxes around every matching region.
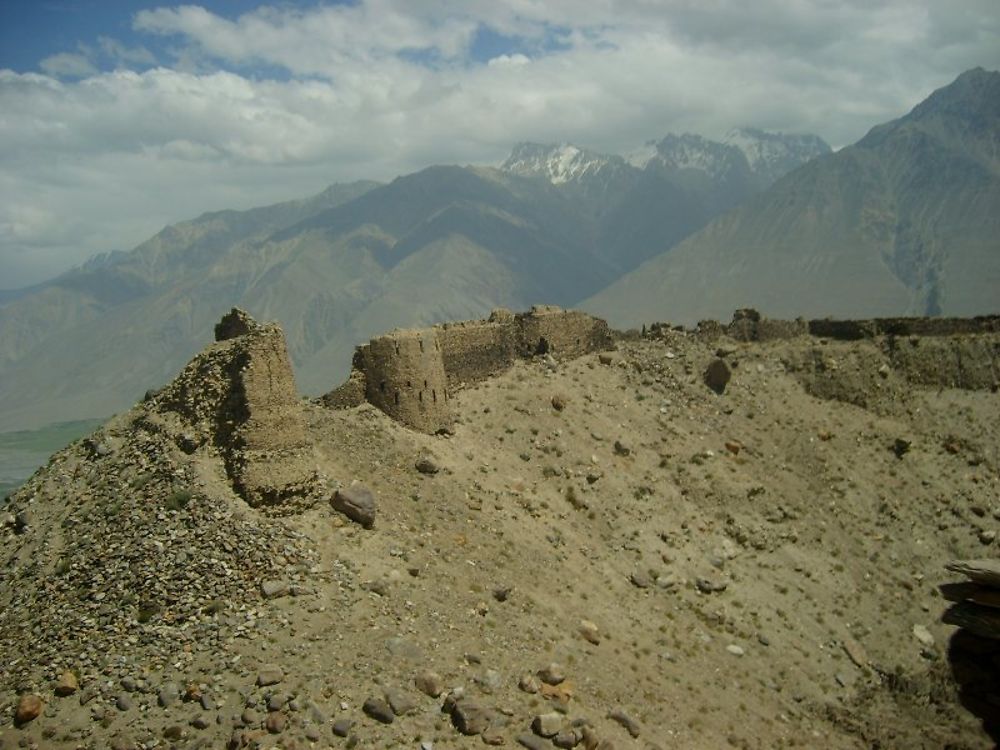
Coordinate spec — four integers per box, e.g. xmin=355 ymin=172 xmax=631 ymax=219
xmin=1 ymin=325 xmax=998 ymax=749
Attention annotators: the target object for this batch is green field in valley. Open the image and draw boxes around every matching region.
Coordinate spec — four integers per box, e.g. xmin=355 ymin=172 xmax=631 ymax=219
xmin=0 ymin=419 xmax=105 ymax=501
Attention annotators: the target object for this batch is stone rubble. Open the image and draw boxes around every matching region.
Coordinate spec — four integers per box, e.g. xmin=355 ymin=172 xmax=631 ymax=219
xmin=1 ymin=309 xmax=998 ymax=748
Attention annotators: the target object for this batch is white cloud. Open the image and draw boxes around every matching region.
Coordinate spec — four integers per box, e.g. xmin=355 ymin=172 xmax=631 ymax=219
xmin=1 ymin=0 xmax=999 ymax=288
xmin=98 ymin=36 xmax=156 ymax=67
xmin=133 ymin=2 xmax=479 ymax=73
xmin=39 ymin=52 xmax=98 ymax=78
xmin=488 ymin=54 xmax=531 ymax=68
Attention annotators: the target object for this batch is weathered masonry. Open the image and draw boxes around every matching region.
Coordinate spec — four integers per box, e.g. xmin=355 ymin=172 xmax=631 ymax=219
xmin=323 ymin=305 xmax=614 ymax=432
xmin=150 ymin=308 xmax=320 ymax=509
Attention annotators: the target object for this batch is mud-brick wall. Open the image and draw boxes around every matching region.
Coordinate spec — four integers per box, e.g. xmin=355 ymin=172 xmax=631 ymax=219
xmin=233 ymin=325 xmax=308 ymax=452
xmin=322 ymin=306 xmax=614 ymax=433
xmin=231 ymin=325 xmax=318 ymax=508
xmin=515 ymin=306 xmax=613 ymax=359
xmin=728 ymin=317 xmax=807 ymax=342
xmin=154 ymin=320 xmax=319 ymax=509
xmin=359 ymin=329 xmax=451 ymax=433
xmin=808 ymin=316 xmax=1000 ymax=340
xmin=437 ymin=320 xmax=518 ymax=390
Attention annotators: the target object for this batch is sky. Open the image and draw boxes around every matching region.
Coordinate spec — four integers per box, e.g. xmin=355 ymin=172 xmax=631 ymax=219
xmin=1 ymin=1 xmax=998 ymax=290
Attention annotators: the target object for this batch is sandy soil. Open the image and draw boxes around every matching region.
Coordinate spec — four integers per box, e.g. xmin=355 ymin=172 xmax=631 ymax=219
xmin=1 ymin=328 xmax=998 ymax=749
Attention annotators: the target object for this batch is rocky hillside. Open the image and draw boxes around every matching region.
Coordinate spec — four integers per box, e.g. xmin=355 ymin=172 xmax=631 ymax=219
xmin=1 ymin=309 xmax=998 ymax=748
xmin=584 ymin=68 xmax=1000 ymax=327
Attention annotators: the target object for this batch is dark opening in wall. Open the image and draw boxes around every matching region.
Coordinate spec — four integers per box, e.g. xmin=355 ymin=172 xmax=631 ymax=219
xmin=424 ymin=379 xmax=428 ymax=388
xmin=419 ymin=339 xmax=424 ymax=352
xmin=379 ymin=381 xmax=386 ymax=393
xmin=536 ymin=337 xmax=549 ymax=355
xmin=394 ymin=342 xmax=400 ymax=354
xmin=394 ymin=391 xmax=400 ymax=406
xmin=406 ymin=380 xmax=411 ymax=388
xmin=418 ymin=391 xmax=423 ymax=402
xmin=432 ymin=389 xmax=437 ymax=403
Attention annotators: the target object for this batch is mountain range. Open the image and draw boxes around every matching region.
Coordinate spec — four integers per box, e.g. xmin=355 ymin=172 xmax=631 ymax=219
xmin=1 ymin=67 xmax=997 ymax=433
xmin=585 ymin=68 xmax=1000 ymax=326
xmin=0 ymin=125 xmax=828 ymax=430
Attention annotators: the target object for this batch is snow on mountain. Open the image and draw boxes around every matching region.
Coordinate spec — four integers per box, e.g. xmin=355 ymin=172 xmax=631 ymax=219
xmin=724 ymin=128 xmax=832 ymax=184
xmin=625 ymin=141 xmax=659 ymax=169
xmin=647 ymin=133 xmax=747 ymax=180
xmin=501 ymin=129 xmax=830 ymax=189
xmin=500 ymin=142 xmax=625 ymax=185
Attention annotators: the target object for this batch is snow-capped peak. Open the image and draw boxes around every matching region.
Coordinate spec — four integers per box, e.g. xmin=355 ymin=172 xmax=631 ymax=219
xmin=723 ymin=128 xmax=831 ymax=182
xmin=625 ymin=141 xmax=659 ymax=169
xmin=647 ymin=133 xmax=745 ymax=180
xmin=500 ymin=129 xmax=831 ymax=189
xmin=501 ymin=142 xmax=617 ymax=185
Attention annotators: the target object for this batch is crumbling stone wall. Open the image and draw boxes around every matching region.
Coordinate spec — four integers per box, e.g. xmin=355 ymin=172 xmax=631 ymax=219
xmin=808 ymin=316 xmax=1000 ymax=340
xmin=214 ymin=307 xmax=260 ymax=341
xmin=437 ymin=312 xmax=519 ymax=390
xmin=152 ymin=309 xmax=319 ymax=509
xmin=358 ymin=328 xmax=451 ymax=433
xmin=727 ymin=309 xmax=808 ymax=342
xmin=515 ymin=305 xmax=614 ymax=358
xmin=324 ymin=306 xmax=614 ymax=432
xmin=673 ymin=311 xmax=1000 ymax=343
xmin=321 ymin=353 xmax=367 ymax=410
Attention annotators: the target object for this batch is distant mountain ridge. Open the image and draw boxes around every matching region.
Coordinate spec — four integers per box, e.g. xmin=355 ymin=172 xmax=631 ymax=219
xmin=583 ymin=68 xmax=1000 ymax=327
xmin=500 ymin=142 xmax=632 ymax=185
xmin=497 ymin=129 xmax=829 ymax=269
xmin=7 ymin=89 xmax=977 ymax=435
xmin=501 ymin=129 xmax=831 ymax=190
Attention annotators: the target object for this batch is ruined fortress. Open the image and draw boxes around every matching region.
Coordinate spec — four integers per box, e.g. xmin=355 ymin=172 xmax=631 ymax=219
xmin=143 ymin=305 xmax=996 ymax=510
xmin=690 ymin=307 xmax=1000 ymax=343
xmin=142 ymin=306 xmax=611 ymax=507
xmin=323 ymin=305 xmax=614 ymax=432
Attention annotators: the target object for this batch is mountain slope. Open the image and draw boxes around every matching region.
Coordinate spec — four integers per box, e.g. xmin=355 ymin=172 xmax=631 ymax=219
xmin=583 ymin=68 xmax=1000 ymax=327
xmin=501 ymin=132 xmax=829 ymax=273
xmin=0 ymin=168 xmax=611 ymax=429
xmin=0 ymin=129 xmax=830 ymax=433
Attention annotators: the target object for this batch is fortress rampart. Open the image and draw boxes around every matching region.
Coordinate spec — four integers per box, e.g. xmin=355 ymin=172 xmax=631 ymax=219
xmin=323 ymin=306 xmax=614 ymax=431
xmin=358 ymin=328 xmax=451 ymax=434
xmin=807 ymin=315 xmax=1000 ymax=340
xmin=687 ymin=309 xmax=1000 ymax=343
